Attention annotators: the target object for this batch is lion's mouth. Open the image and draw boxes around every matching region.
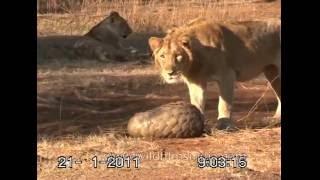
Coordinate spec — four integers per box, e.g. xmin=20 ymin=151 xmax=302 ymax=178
xmin=164 ymin=74 xmax=182 ymax=83
xmin=168 ymin=74 xmax=180 ymax=80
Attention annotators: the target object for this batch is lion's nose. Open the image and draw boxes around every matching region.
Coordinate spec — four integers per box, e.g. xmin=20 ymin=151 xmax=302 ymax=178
xmin=168 ymin=71 xmax=176 ymax=76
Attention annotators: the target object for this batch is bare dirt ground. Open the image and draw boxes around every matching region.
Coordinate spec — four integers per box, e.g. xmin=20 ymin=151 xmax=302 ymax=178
xmin=38 ymin=61 xmax=278 ymax=136
xmin=37 ymin=0 xmax=281 ymax=179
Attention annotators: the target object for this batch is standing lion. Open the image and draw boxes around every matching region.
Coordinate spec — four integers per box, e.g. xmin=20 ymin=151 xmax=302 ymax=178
xmin=148 ymin=18 xmax=281 ymax=130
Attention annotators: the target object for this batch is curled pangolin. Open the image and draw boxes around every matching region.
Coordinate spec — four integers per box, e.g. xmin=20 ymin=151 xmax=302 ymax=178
xmin=127 ymin=101 xmax=204 ymax=138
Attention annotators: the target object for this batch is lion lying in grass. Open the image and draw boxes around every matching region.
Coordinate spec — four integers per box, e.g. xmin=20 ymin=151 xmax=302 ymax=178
xmin=37 ymin=11 xmax=135 ymax=62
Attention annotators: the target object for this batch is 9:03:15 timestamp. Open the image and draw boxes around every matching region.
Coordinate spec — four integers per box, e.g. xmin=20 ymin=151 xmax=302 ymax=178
xmin=197 ymin=155 xmax=247 ymax=168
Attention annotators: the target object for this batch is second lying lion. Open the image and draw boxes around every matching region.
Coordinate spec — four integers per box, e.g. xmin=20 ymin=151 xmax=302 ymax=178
xmin=38 ymin=11 xmax=133 ymax=62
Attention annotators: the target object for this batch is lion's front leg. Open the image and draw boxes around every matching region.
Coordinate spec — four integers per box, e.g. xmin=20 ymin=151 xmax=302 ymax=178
xmin=216 ymin=70 xmax=237 ymax=130
xmin=186 ymin=80 xmax=207 ymax=114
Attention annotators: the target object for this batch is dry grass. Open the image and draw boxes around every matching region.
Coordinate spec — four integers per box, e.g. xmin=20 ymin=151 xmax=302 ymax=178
xmin=37 ymin=0 xmax=280 ymax=36
xmin=38 ymin=128 xmax=280 ymax=179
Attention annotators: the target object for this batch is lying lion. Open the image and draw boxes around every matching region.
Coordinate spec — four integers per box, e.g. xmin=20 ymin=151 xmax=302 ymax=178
xmin=37 ymin=11 xmax=134 ymax=62
xmin=148 ymin=18 xmax=281 ymax=130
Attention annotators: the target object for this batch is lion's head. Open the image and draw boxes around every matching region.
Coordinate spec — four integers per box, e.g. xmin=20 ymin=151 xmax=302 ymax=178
xmin=87 ymin=11 xmax=132 ymax=40
xmin=148 ymin=33 xmax=195 ymax=84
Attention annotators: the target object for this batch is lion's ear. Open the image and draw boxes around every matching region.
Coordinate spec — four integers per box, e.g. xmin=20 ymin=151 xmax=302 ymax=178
xmin=110 ymin=11 xmax=119 ymax=17
xmin=109 ymin=11 xmax=119 ymax=23
xmin=148 ymin=37 xmax=163 ymax=52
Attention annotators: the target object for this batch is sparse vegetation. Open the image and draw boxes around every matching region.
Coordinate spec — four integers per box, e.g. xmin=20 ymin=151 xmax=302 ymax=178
xmin=37 ymin=0 xmax=281 ymax=179
xmin=37 ymin=0 xmax=280 ymax=36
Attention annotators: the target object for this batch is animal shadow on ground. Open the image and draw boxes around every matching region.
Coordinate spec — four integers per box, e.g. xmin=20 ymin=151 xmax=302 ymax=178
xmin=37 ymin=32 xmax=278 ymax=139
xmin=38 ymin=69 xmax=278 ymax=139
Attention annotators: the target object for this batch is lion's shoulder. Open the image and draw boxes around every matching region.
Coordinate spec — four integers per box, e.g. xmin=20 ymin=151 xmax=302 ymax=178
xmin=166 ymin=18 xmax=280 ymax=52
xmin=168 ymin=17 xmax=280 ymax=35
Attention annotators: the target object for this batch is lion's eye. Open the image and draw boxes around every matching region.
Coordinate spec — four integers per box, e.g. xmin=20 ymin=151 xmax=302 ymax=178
xmin=160 ymin=54 xmax=165 ymax=58
xmin=176 ymin=55 xmax=183 ymax=62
